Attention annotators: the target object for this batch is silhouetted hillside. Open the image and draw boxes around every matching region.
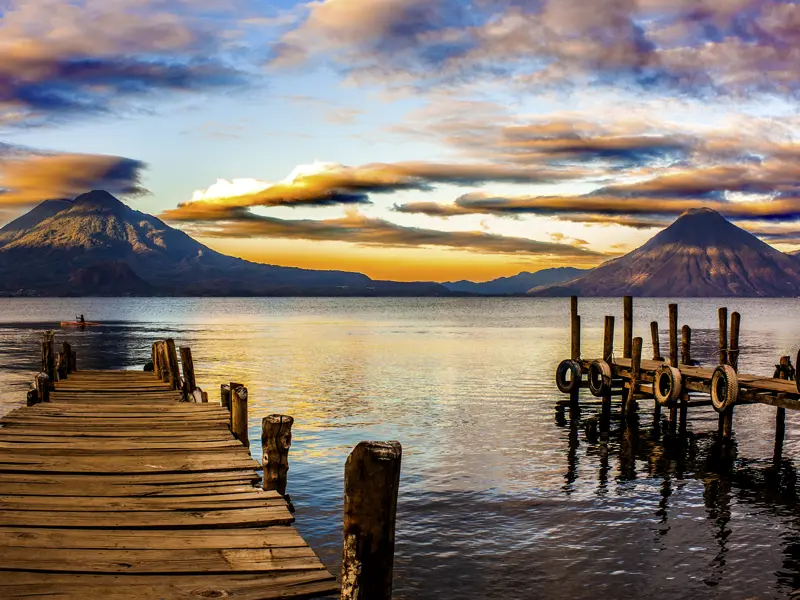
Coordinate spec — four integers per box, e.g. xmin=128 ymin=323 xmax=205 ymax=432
xmin=444 ymin=267 xmax=585 ymax=295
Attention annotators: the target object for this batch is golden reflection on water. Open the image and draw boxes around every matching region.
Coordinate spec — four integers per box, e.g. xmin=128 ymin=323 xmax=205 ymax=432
xmin=3 ymin=297 xmax=800 ymax=598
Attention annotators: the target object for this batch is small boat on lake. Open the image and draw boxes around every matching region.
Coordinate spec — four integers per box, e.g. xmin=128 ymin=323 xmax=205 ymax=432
xmin=60 ymin=320 xmax=101 ymax=328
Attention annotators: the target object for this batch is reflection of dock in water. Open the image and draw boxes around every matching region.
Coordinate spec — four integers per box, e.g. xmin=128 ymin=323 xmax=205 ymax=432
xmin=556 ymin=296 xmax=798 ymax=458
xmin=0 ymin=333 xmax=403 ymax=600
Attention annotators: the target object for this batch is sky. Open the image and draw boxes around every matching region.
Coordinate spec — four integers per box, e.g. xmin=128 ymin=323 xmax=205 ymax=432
xmin=1 ymin=0 xmax=800 ymax=282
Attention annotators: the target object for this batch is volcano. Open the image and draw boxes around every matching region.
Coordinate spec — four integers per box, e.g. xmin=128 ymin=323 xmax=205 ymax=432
xmin=529 ymin=208 xmax=800 ymax=297
xmin=0 ymin=191 xmax=448 ymax=296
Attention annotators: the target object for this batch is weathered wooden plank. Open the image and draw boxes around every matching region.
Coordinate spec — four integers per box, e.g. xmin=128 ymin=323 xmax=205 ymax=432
xmin=0 ymin=571 xmax=337 ymax=600
xmin=0 ymin=506 xmax=294 ymax=528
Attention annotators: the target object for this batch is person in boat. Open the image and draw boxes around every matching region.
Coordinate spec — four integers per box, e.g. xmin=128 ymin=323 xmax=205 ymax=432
xmin=76 ymin=314 xmax=85 ymax=324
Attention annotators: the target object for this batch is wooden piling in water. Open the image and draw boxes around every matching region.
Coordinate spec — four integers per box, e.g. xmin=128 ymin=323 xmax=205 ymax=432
xmin=650 ymin=321 xmax=661 ymax=361
xmin=231 ymin=383 xmax=249 ymax=447
xmin=774 ymin=355 xmax=790 ymax=464
xmin=626 ymin=336 xmax=642 ymax=416
xmin=601 ymin=316 xmax=615 ymax=428
xmin=623 ymin=296 xmax=633 ymax=359
xmin=717 ymin=308 xmax=731 ymax=439
xmin=340 ymin=441 xmax=402 ymax=600
xmin=179 ymin=347 xmax=196 ymax=395
xmin=262 ymin=415 xmax=294 ymax=496
xmin=570 ymin=296 xmax=580 ymax=361
xmin=679 ymin=325 xmax=691 ymax=437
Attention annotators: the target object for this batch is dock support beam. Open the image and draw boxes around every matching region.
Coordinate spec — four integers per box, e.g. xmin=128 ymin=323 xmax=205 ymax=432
xmin=340 ymin=441 xmax=402 ymax=600
xmin=570 ymin=296 xmax=580 ymax=361
xmin=262 ymin=415 xmax=294 ymax=496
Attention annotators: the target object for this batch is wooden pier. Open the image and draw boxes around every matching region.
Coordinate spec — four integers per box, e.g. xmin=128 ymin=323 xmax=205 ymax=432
xmin=0 ymin=335 xmax=403 ymax=600
xmin=556 ymin=296 xmax=800 ymax=453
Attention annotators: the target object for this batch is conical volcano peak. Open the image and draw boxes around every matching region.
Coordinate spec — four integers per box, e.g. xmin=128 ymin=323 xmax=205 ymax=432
xmin=643 ymin=205 xmax=755 ymax=250
xmin=72 ymin=190 xmax=128 ymax=210
xmin=680 ymin=206 xmax=723 ymax=218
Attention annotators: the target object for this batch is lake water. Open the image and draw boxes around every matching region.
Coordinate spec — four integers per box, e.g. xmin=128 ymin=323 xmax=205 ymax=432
xmin=2 ymin=297 xmax=800 ymax=599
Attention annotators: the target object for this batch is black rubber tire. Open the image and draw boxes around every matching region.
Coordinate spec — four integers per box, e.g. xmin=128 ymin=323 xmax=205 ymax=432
xmin=588 ymin=360 xmax=612 ymax=397
xmin=711 ymin=364 xmax=738 ymax=412
xmin=654 ymin=365 xmax=682 ymax=406
xmin=555 ymin=360 xmax=581 ymax=394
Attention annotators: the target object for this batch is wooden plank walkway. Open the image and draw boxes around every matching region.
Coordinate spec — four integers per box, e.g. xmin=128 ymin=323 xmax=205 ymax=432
xmin=0 ymin=370 xmax=338 ymax=599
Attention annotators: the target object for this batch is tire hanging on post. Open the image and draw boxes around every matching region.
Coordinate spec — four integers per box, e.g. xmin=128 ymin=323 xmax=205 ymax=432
xmin=654 ymin=365 xmax=682 ymax=407
xmin=588 ymin=360 xmax=612 ymax=397
xmin=711 ymin=364 xmax=738 ymax=413
xmin=555 ymin=359 xmax=581 ymax=394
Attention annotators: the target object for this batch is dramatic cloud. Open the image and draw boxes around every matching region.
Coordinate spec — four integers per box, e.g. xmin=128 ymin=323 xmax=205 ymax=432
xmin=164 ymin=205 xmax=605 ymax=258
xmin=164 ymin=160 xmax=593 ymax=218
xmin=0 ymin=148 xmax=147 ymax=206
xmin=0 ymin=0 xmax=246 ymax=126
xmin=396 ymin=192 xmax=800 ymax=226
xmin=270 ymin=0 xmax=800 ymax=97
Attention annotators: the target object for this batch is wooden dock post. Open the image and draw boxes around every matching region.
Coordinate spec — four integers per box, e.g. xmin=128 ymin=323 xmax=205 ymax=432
xmin=62 ymin=342 xmax=72 ymax=375
xmin=570 ymin=295 xmax=578 ymax=358
xmin=666 ymin=304 xmax=679 ymax=427
xmin=179 ymin=347 xmax=196 ymax=395
xmin=262 ymin=415 xmax=294 ymax=495
xmin=626 ymin=336 xmax=642 ymax=417
xmin=220 ymin=383 xmax=231 ymax=411
xmin=340 ymin=441 xmax=402 ymax=600
xmin=623 ymin=296 xmax=633 ymax=359
xmin=35 ymin=373 xmax=49 ymax=404
xmin=774 ymin=355 xmax=790 ymax=464
xmin=231 ymin=383 xmax=249 ymax=447
xmin=165 ymin=339 xmax=181 ymax=391
xmin=718 ymin=309 xmax=737 ymax=441
xmin=601 ymin=316 xmax=615 ymax=428
xmin=157 ymin=342 xmax=170 ymax=383
xmin=41 ymin=331 xmax=56 ymax=388
xmin=650 ymin=321 xmax=662 ymax=361
xmin=679 ymin=325 xmax=691 ymax=437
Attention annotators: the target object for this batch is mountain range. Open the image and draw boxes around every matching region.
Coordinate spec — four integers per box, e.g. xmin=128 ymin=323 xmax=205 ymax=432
xmin=0 ymin=191 xmax=447 ymax=296
xmin=2 ymin=193 xmax=800 ymax=297
xmin=443 ymin=268 xmax=585 ymax=295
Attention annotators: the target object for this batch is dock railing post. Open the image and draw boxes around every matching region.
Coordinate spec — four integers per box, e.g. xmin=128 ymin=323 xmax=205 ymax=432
xmin=340 ymin=441 xmax=402 ymax=600
xmin=230 ymin=383 xmax=249 ymax=447
xmin=165 ymin=339 xmax=182 ymax=391
xmin=35 ymin=373 xmax=50 ymax=403
xmin=570 ymin=296 xmax=580 ymax=361
xmin=179 ymin=347 xmax=196 ymax=395
xmin=717 ymin=308 xmax=733 ymax=440
xmin=650 ymin=321 xmax=662 ymax=362
xmin=623 ymin=296 xmax=633 ymax=359
xmin=667 ymin=304 xmax=679 ymax=427
xmin=262 ymin=415 xmax=294 ymax=496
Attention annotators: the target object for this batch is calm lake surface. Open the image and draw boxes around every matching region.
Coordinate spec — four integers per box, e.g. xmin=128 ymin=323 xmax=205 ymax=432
xmin=3 ymin=297 xmax=800 ymax=599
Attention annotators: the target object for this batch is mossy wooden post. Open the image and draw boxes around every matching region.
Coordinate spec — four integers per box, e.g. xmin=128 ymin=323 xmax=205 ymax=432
xmin=601 ymin=315 xmax=615 ymax=428
xmin=230 ymin=383 xmax=248 ymax=446
xmin=179 ymin=347 xmax=196 ymax=395
xmin=774 ymin=355 xmax=790 ymax=464
xmin=679 ymin=325 xmax=691 ymax=437
xmin=62 ymin=342 xmax=72 ymax=375
xmin=35 ymin=373 xmax=49 ymax=404
xmin=626 ymin=336 xmax=642 ymax=417
xmin=165 ymin=339 xmax=181 ymax=391
xmin=650 ymin=321 xmax=661 ymax=361
xmin=623 ymin=296 xmax=633 ymax=359
xmin=262 ymin=414 xmax=294 ymax=495
xmin=340 ymin=441 xmax=402 ymax=600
